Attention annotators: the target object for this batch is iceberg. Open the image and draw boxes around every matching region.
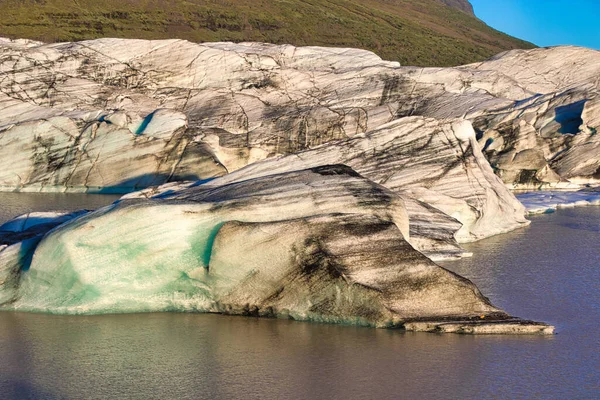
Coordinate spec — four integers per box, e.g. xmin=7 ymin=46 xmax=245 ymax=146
xmin=0 ymin=166 xmax=553 ymax=334
xmin=517 ymin=189 xmax=600 ymax=214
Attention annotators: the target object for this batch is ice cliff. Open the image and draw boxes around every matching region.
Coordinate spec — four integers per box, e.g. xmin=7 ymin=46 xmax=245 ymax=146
xmin=0 ymin=39 xmax=597 ymax=191
xmin=0 ymin=39 xmax=596 ymax=199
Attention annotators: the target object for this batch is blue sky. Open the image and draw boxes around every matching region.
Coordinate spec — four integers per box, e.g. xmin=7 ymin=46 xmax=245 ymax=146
xmin=470 ymin=0 xmax=600 ymax=49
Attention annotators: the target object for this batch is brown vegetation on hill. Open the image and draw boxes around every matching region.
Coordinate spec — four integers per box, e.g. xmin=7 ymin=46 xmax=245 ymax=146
xmin=0 ymin=0 xmax=534 ymax=66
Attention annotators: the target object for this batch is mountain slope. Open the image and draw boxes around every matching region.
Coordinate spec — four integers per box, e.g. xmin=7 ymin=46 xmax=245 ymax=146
xmin=0 ymin=0 xmax=534 ymax=66
xmin=436 ymin=0 xmax=475 ymax=15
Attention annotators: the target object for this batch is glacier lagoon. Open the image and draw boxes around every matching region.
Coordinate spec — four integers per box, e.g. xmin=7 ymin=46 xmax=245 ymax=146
xmin=0 ymin=193 xmax=598 ymax=399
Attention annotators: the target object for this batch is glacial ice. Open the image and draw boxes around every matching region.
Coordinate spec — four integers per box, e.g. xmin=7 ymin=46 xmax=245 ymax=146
xmin=0 ymin=210 xmax=88 ymax=304
xmin=11 ymin=203 xmax=218 ymax=314
xmin=0 ymin=39 xmax=597 ymax=195
xmin=0 ymin=37 xmax=573 ymax=333
xmin=517 ymin=190 xmax=600 ymax=214
xmin=2 ymin=201 xmax=498 ymax=324
xmin=0 ymin=166 xmax=555 ymax=333
xmin=0 ymin=211 xmax=87 ymax=233
xmin=0 ymin=167 xmax=500 ymax=325
xmin=160 ymin=117 xmax=529 ymax=243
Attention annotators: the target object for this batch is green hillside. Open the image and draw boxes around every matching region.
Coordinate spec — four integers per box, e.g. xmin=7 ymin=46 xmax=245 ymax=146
xmin=0 ymin=0 xmax=535 ymax=67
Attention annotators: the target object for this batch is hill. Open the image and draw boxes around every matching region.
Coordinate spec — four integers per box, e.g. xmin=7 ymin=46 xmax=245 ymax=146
xmin=0 ymin=0 xmax=534 ymax=67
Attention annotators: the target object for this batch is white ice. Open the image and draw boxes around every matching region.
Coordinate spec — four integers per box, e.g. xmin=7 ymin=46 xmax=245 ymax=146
xmin=517 ymin=190 xmax=600 ymax=214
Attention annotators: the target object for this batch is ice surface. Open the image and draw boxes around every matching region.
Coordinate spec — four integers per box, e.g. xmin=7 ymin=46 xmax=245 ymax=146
xmin=517 ymin=190 xmax=600 ymax=214
xmin=0 ymin=211 xmax=87 ymax=233
xmin=0 ymin=168 xmax=503 ymax=326
xmin=4 ymin=201 xmax=496 ymax=322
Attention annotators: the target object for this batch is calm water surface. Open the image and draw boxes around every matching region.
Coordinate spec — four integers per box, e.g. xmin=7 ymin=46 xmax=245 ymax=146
xmin=0 ymin=194 xmax=598 ymax=399
xmin=0 ymin=193 xmax=121 ymax=221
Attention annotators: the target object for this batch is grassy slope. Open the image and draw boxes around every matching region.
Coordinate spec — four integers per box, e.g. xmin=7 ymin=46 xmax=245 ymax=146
xmin=0 ymin=0 xmax=535 ymax=67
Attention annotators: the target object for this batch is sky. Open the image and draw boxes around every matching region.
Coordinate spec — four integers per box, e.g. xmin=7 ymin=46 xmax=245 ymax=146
xmin=470 ymin=0 xmax=600 ymax=49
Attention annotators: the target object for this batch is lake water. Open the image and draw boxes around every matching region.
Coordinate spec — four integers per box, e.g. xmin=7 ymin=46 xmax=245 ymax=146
xmin=0 ymin=194 xmax=598 ymax=399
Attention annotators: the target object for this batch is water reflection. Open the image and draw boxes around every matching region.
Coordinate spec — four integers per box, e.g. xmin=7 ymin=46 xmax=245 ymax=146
xmin=0 ymin=193 xmax=121 ymax=225
xmin=0 ymin=312 xmax=559 ymax=400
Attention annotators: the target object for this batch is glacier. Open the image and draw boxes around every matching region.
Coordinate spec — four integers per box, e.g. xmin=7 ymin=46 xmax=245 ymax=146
xmin=0 ymin=39 xmax=597 ymax=194
xmin=3 ymin=37 xmax=595 ymax=333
